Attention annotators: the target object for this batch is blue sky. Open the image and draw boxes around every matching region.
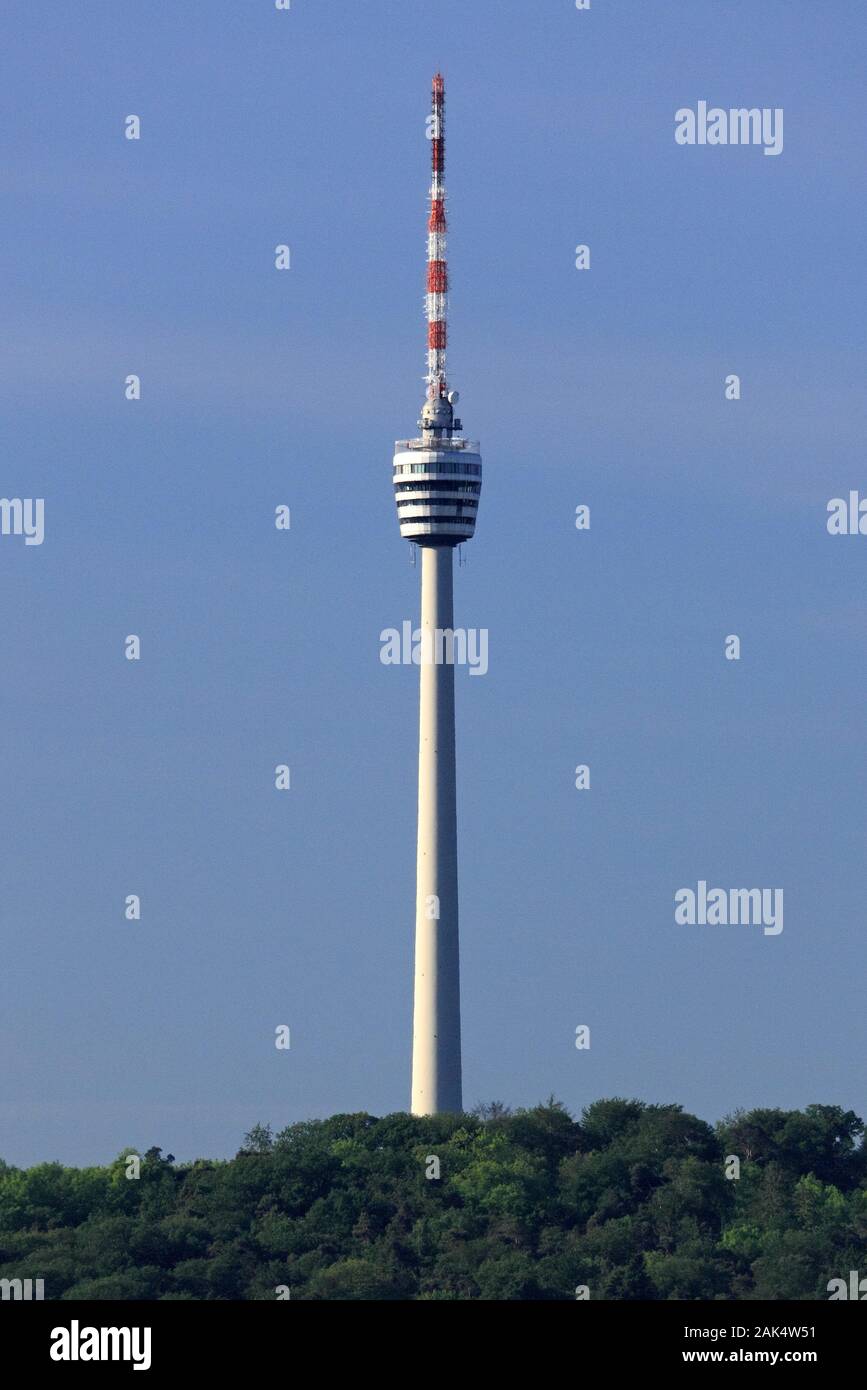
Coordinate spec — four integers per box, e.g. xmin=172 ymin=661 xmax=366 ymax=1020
xmin=2 ymin=0 xmax=866 ymax=1166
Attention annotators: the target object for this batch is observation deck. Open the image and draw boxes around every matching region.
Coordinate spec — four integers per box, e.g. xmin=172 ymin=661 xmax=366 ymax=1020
xmin=393 ymin=435 xmax=482 ymax=545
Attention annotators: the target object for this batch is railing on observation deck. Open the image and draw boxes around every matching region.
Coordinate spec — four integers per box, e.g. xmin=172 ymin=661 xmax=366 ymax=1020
xmin=394 ymin=437 xmax=480 ymax=453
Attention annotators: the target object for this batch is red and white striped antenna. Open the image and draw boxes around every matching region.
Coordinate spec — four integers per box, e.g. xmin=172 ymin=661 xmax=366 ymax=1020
xmin=426 ymin=73 xmax=448 ymax=401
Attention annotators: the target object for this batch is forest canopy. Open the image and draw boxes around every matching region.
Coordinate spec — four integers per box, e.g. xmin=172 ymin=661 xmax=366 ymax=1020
xmin=1 ymin=1098 xmax=865 ymax=1300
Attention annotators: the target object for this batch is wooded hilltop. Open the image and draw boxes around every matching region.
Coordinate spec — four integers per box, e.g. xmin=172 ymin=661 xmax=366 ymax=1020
xmin=2 ymin=1098 xmax=865 ymax=1300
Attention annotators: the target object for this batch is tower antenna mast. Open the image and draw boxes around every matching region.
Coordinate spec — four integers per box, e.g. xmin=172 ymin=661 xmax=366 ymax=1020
xmin=427 ymin=73 xmax=448 ymax=402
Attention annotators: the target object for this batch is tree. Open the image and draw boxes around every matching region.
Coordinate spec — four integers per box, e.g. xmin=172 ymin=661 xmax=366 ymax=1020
xmin=239 ymin=1124 xmax=274 ymax=1156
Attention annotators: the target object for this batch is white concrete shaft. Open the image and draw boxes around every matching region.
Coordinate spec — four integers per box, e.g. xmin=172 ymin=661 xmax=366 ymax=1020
xmin=411 ymin=544 xmax=462 ymax=1114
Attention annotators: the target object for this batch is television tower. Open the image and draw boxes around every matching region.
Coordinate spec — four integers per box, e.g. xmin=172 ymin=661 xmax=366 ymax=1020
xmin=392 ymin=74 xmax=482 ymax=1114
